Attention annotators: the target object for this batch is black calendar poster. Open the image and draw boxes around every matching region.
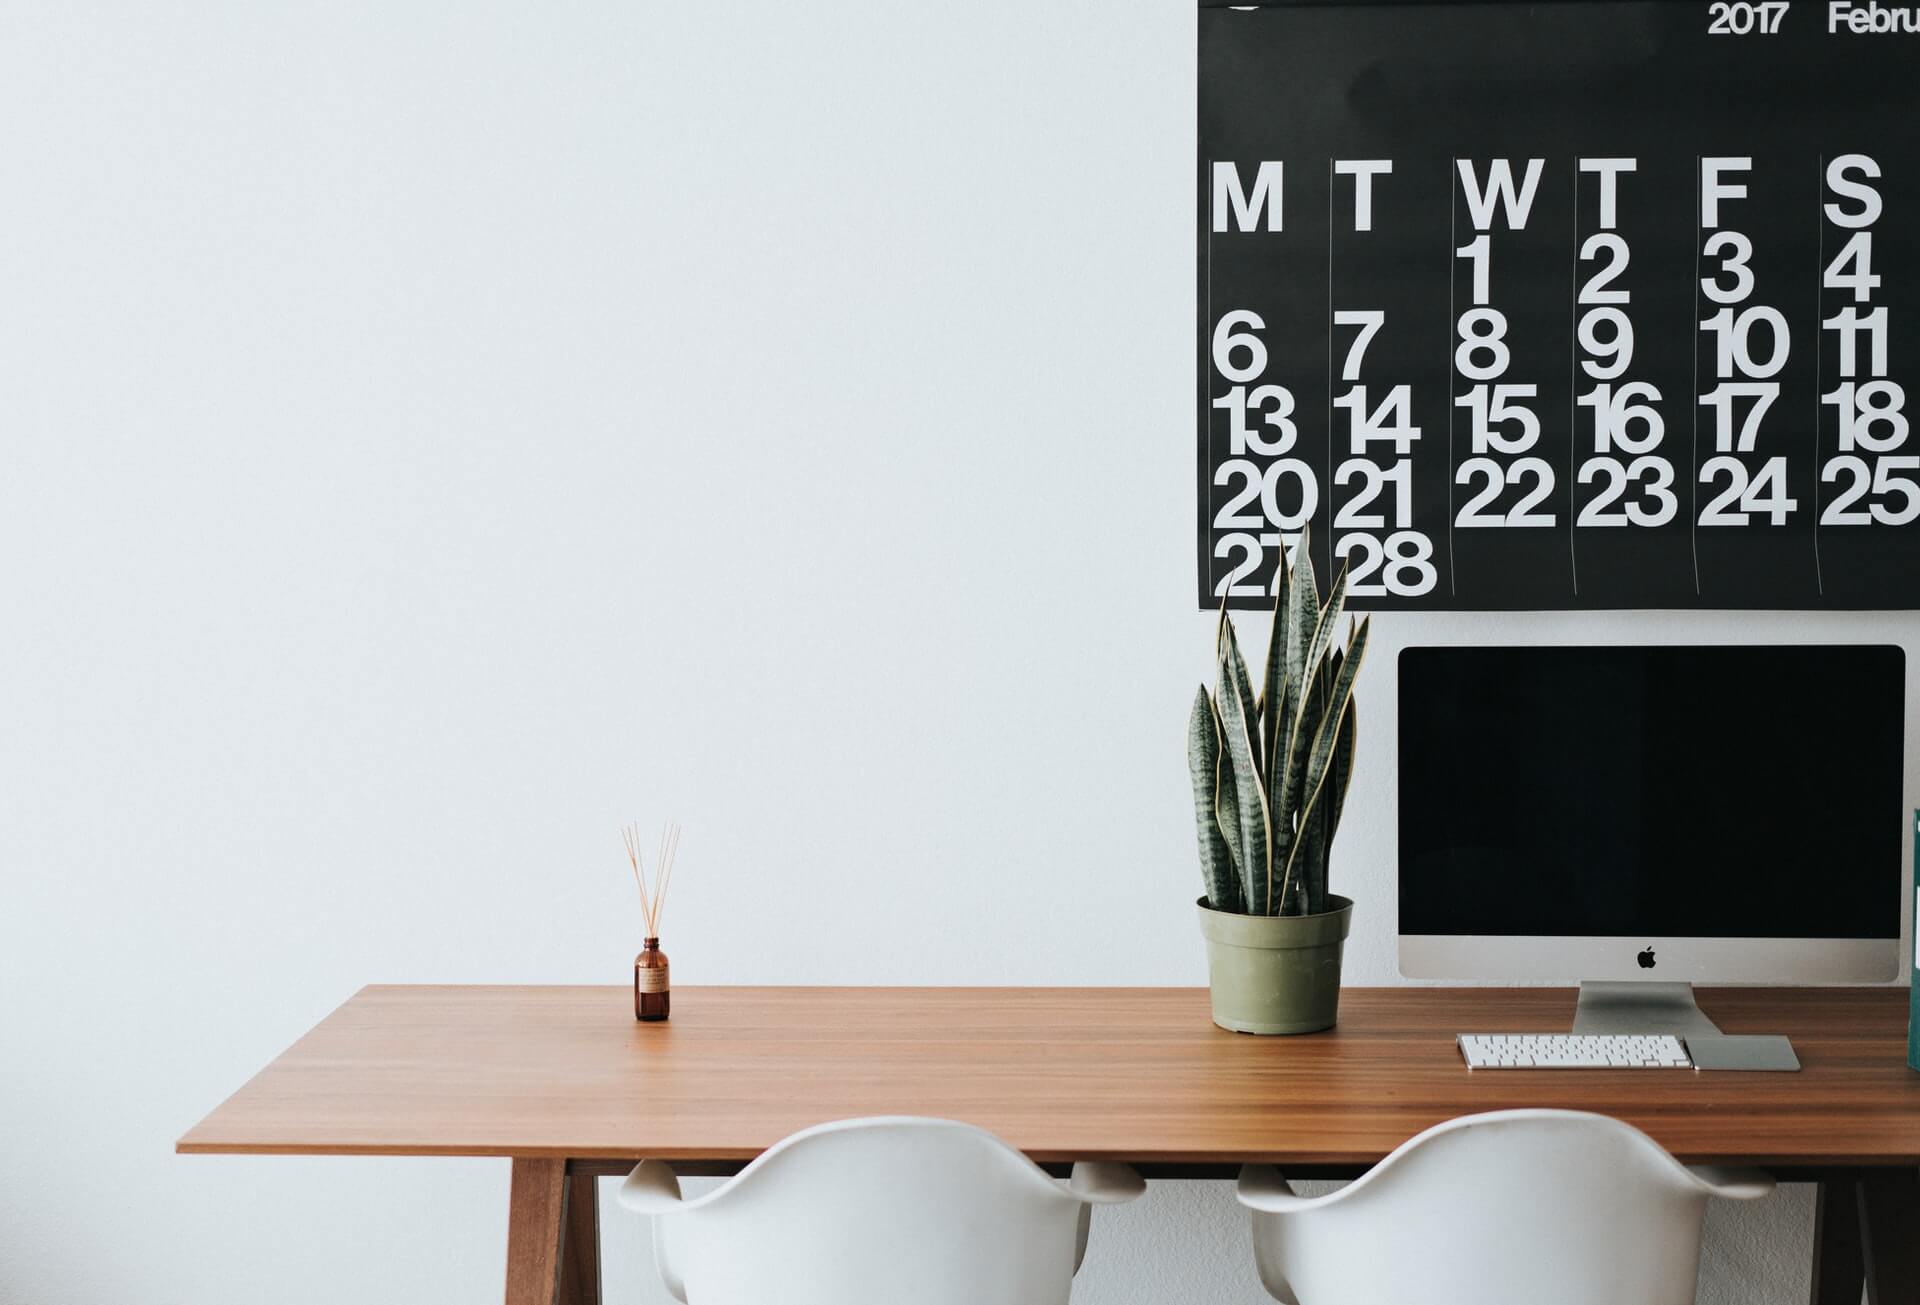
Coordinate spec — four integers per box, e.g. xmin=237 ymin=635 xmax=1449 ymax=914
xmin=1198 ymin=0 xmax=1920 ymax=609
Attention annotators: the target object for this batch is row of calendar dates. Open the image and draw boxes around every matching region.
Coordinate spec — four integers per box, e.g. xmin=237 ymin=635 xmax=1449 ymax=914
xmin=1208 ymin=286 xmax=1911 ymax=598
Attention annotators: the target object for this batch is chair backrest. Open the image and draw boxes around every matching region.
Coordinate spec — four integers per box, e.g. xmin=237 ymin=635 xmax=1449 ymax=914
xmin=650 ymin=1117 xmax=1094 ymax=1305
xmin=1244 ymin=1110 xmax=1773 ymax=1305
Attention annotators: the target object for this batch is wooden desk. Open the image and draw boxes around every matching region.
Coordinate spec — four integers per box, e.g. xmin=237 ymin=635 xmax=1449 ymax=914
xmin=178 ymin=985 xmax=1920 ymax=1304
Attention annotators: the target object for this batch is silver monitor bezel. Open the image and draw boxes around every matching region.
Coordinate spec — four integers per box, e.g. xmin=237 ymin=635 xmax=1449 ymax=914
xmin=1398 ymin=933 xmax=1898 ymax=983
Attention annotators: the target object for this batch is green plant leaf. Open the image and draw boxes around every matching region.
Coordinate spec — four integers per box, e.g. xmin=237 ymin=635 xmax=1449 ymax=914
xmin=1293 ymin=646 xmax=1351 ymax=914
xmin=1326 ymin=693 xmax=1358 ymax=859
xmin=1187 ymin=686 xmax=1242 ymax=913
xmin=1259 ymin=546 xmax=1292 ymax=779
xmin=1214 ymin=643 xmax=1273 ymax=914
xmin=1261 ymin=531 xmax=1312 ymax=869
xmin=1289 ymin=779 xmax=1330 ymax=915
xmin=1296 ymin=699 xmax=1357 ymax=916
xmin=1273 ymin=656 xmax=1319 ymax=916
xmin=1278 ymin=616 xmax=1371 ymax=912
xmin=1284 ymin=640 xmax=1340 ymax=915
xmin=1272 ymin=553 xmax=1349 ymax=886
xmin=1297 ymin=648 xmax=1344 ymax=913
xmin=1218 ymin=615 xmax=1261 ymax=786
xmin=1277 ymin=529 xmax=1319 ymax=769
xmin=1283 ymin=528 xmax=1320 ymax=691
xmin=1209 ymin=602 xmax=1248 ymax=904
xmin=1212 ymin=698 xmax=1246 ymax=905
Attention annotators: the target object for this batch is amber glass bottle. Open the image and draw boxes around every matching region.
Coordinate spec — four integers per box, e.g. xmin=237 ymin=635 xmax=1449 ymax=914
xmin=635 ymin=937 xmax=670 ymax=1021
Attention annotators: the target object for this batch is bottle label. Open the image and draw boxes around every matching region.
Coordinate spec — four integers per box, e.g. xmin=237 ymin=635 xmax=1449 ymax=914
xmin=637 ymin=962 xmax=670 ymax=994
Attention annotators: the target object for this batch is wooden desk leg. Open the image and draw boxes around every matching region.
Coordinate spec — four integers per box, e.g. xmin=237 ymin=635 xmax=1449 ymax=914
xmin=504 ymin=1159 xmax=602 ymax=1305
xmin=1811 ymin=1178 xmax=1864 ymax=1305
xmin=559 ymin=1169 xmax=602 ymax=1305
xmin=1857 ymin=1169 xmax=1920 ymax=1305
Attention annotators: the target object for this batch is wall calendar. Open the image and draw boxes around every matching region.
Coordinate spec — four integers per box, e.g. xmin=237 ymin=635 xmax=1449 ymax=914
xmin=1198 ymin=0 xmax=1920 ymax=608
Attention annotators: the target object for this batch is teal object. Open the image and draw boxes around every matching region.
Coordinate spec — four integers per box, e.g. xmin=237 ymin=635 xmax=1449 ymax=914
xmin=1911 ymin=811 xmax=1919 ymax=1073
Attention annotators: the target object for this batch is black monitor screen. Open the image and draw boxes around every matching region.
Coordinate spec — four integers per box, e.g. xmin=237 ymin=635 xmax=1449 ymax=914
xmin=1398 ymin=645 xmax=1904 ymax=940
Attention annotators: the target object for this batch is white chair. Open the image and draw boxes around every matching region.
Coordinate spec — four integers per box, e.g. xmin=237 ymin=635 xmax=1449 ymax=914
xmin=1236 ymin=1108 xmax=1773 ymax=1305
xmin=616 ymin=1115 xmax=1146 ymax=1305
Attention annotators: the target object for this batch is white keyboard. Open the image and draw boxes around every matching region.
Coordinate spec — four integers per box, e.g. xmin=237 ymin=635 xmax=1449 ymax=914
xmin=1458 ymin=1034 xmax=1693 ymax=1069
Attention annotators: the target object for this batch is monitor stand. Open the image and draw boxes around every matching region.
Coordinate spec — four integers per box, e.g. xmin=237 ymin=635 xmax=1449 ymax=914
xmin=1569 ymin=981 xmax=1803 ymax=1070
xmin=1570 ymin=981 xmax=1725 ymax=1038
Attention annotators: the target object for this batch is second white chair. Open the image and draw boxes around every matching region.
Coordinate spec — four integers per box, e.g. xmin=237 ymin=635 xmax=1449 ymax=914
xmin=616 ymin=1115 xmax=1145 ymax=1305
xmin=1237 ymin=1108 xmax=1774 ymax=1305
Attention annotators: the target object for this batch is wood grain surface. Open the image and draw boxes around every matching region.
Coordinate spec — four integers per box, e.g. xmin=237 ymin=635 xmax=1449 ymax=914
xmin=502 ymin=1159 xmax=566 ymax=1305
xmin=175 ymin=985 xmax=1920 ymax=1168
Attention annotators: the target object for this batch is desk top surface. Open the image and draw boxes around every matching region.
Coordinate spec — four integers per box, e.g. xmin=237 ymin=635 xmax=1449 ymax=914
xmin=176 ymin=985 xmax=1920 ymax=1169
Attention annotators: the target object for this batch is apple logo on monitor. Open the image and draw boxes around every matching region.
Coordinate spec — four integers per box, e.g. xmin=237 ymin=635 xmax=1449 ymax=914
xmin=1637 ymin=947 xmax=1657 ymax=969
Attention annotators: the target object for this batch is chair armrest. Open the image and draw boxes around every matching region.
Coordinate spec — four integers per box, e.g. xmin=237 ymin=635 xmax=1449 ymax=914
xmin=1686 ymin=1166 xmax=1775 ymax=1200
xmin=1067 ymin=1163 xmax=1142 ymax=1277
xmin=616 ymin=1159 xmax=685 ymax=1214
xmin=1236 ymin=1163 xmax=1322 ymax=1213
xmin=1069 ymin=1161 xmax=1145 ymax=1205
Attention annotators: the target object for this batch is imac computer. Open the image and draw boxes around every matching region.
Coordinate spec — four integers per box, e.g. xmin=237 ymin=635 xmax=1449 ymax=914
xmin=1399 ymin=644 xmax=1904 ymax=1040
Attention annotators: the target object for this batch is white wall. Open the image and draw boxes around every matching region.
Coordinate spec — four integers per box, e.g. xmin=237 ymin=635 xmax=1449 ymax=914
xmin=0 ymin=3 xmax=1911 ymax=1302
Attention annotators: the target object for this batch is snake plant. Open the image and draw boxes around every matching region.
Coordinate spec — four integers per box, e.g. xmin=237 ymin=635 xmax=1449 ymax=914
xmin=1188 ymin=528 xmax=1369 ymax=917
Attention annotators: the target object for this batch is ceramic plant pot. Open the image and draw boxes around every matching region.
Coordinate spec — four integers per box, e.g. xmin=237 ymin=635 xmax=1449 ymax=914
xmin=1196 ymin=895 xmax=1354 ymax=1035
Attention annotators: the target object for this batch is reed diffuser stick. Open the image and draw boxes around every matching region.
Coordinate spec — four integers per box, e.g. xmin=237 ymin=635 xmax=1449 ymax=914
xmin=622 ymin=819 xmax=681 ymax=938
